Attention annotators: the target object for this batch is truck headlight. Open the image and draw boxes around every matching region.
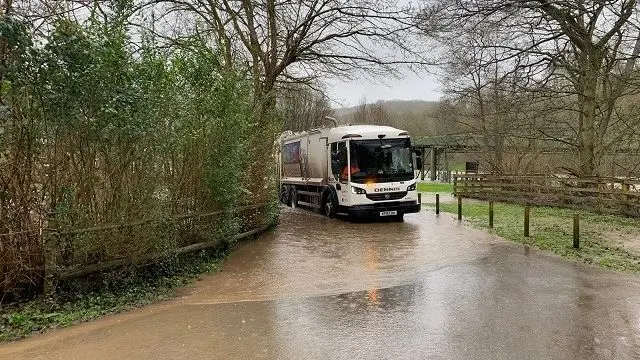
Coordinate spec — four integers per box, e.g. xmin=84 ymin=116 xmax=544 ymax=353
xmin=351 ymin=186 xmax=366 ymax=194
xmin=407 ymin=183 xmax=417 ymax=191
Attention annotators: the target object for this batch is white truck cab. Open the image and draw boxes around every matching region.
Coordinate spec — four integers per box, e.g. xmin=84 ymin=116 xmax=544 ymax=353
xmin=278 ymin=124 xmax=420 ymax=220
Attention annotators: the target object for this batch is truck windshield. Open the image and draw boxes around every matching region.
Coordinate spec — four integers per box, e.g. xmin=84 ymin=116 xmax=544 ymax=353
xmin=350 ymin=138 xmax=414 ymax=184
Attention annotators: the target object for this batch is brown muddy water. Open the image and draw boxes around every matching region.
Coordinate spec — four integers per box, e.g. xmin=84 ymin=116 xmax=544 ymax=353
xmin=2 ymin=207 xmax=640 ymax=359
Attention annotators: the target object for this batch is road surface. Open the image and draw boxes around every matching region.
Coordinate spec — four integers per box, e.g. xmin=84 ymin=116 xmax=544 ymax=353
xmin=2 ymin=207 xmax=640 ymax=359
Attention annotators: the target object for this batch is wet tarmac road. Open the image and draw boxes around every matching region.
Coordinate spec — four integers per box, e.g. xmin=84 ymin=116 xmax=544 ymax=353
xmin=2 ymin=207 xmax=640 ymax=359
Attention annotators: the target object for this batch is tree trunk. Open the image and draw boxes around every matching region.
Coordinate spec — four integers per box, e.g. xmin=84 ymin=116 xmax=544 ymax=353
xmin=245 ymin=91 xmax=279 ymax=203
xmin=578 ymin=66 xmax=599 ymax=178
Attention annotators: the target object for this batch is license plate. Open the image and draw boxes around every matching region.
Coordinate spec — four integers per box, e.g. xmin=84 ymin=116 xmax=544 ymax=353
xmin=380 ymin=210 xmax=397 ymax=217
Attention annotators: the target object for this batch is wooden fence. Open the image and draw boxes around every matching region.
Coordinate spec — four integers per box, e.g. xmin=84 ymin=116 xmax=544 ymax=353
xmin=51 ymin=203 xmax=271 ymax=281
xmin=1 ymin=203 xmax=273 ymax=297
xmin=453 ymin=174 xmax=640 ymax=216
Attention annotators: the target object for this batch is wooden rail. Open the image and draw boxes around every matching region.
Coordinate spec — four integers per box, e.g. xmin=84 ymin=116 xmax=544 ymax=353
xmin=57 ymin=223 xmax=272 ymax=281
xmin=453 ymin=174 xmax=640 ymax=216
xmin=0 ymin=202 xmax=272 ymax=294
xmin=54 ymin=203 xmax=268 ymax=236
xmin=49 ymin=203 xmax=272 ymax=280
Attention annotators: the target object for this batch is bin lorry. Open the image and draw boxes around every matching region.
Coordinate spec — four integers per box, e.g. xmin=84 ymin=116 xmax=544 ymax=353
xmin=278 ymin=122 xmax=420 ymax=220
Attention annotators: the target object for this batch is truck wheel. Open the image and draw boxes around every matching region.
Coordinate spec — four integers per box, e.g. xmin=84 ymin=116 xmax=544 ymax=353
xmin=289 ymin=187 xmax=298 ymax=208
xmin=323 ymin=191 xmax=338 ymax=218
xmin=279 ymin=185 xmax=288 ymax=204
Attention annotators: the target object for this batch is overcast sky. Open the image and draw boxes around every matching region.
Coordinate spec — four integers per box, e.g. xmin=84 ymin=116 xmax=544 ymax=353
xmin=325 ymin=70 xmax=442 ymax=108
xmin=321 ymin=0 xmax=441 ymax=108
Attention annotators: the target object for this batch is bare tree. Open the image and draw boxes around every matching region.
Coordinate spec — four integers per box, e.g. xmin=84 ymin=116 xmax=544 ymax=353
xmin=351 ymin=97 xmax=368 ymax=124
xmin=421 ymin=0 xmax=640 ymax=177
xmin=368 ymin=101 xmax=391 ymax=125
xmin=351 ymin=99 xmax=392 ymax=126
xmin=431 ymin=22 xmax=553 ymax=174
xmin=279 ymin=84 xmax=334 ymax=132
xmin=139 ymin=0 xmax=429 ymax=200
xmin=148 ymin=0 xmax=427 ymax=112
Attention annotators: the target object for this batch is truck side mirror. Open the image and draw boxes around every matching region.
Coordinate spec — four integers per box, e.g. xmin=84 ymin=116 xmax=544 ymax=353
xmin=414 ymin=149 xmax=421 ymax=156
xmin=416 ymin=157 xmax=422 ymax=169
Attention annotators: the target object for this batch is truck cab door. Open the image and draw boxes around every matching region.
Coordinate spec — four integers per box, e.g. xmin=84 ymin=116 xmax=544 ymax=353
xmin=329 ymin=141 xmax=349 ymax=206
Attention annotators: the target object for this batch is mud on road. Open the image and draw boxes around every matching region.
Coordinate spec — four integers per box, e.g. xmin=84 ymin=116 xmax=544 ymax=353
xmin=2 ymin=207 xmax=640 ymax=359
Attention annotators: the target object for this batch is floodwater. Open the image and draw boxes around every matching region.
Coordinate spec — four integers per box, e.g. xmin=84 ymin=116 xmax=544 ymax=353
xmin=2 ymin=207 xmax=640 ymax=359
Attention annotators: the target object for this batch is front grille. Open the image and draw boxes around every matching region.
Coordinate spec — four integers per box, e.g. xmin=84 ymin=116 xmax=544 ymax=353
xmin=366 ymin=191 xmax=407 ymax=201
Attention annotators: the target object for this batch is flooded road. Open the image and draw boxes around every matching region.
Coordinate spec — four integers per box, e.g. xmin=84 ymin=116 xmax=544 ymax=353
xmin=2 ymin=207 xmax=640 ymax=359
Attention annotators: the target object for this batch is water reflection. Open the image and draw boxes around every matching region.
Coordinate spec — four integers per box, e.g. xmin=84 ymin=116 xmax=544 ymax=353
xmin=181 ymin=207 xmax=640 ymax=359
xmin=366 ymin=288 xmax=378 ymax=305
xmin=270 ymin=244 xmax=640 ymax=360
xmin=5 ymin=206 xmax=640 ymax=360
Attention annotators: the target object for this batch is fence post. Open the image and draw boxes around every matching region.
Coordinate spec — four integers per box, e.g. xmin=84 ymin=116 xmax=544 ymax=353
xmin=420 ymin=149 xmax=425 ymax=180
xmin=457 ymin=196 xmax=462 ymax=221
xmin=436 ymin=193 xmax=440 ymax=215
xmin=43 ymin=229 xmax=59 ymax=295
xmin=524 ymin=206 xmax=530 ymax=237
xmin=559 ymin=178 xmax=567 ymax=205
xmin=489 ymin=201 xmax=494 ymax=228
xmin=453 ymin=175 xmax=458 ymax=195
xmin=621 ymin=181 xmax=630 ymax=215
xmin=597 ymin=180 xmax=603 ymax=212
xmin=573 ymin=214 xmax=580 ymax=249
xmin=418 ymin=192 xmax=422 ymax=205
xmin=430 ymin=148 xmax=437 ymax=181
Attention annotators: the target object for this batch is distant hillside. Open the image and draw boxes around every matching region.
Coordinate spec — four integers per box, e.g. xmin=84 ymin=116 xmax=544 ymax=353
xmin=333 ymin=99 xmax=443 ymax=136
xmin=334 ymin=100 xmax=439 ymax=120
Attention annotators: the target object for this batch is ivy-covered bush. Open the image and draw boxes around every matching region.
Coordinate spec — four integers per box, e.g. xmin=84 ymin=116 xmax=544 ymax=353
xmin=0 ymin=4 xmax=269 ymax=299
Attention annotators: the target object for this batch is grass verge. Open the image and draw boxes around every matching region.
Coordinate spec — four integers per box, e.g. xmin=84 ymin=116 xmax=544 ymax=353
xmin=0 ymin=246 xmax=231 ymax=342
xmin=417 ymin=182 xmax=453 ymax=193
xmin=424 ymin=201 xmax=640 ymax=273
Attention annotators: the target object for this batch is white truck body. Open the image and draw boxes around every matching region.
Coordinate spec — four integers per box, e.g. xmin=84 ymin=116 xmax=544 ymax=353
xmin=278 ymin=125 xmax=420 ymax=219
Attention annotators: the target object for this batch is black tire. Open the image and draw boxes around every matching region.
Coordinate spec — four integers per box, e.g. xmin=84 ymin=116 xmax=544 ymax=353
xmin=279 ymin=185 xmax=289 ymax=204
xmin=323 ymin=190 xmax=338 ymax=218
xmin=289 ymin=187 xmax=298 ymax=208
